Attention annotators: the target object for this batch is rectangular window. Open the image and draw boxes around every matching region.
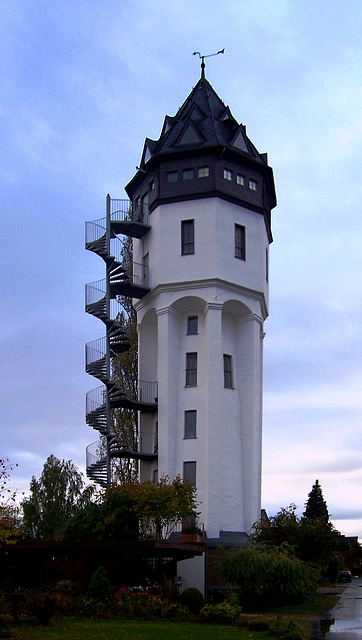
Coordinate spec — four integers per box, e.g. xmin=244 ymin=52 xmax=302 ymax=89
xmin=198 ymin=166 xmax=209 ymax=178
xmin=167 ymin=171 xmax=178 ymax=182
xmin=153 ymin=469 xmax=158 ymax=484
xmin=187 ymin=316 xmax=198 ymax=335
xmin=235 ymin=224 xmax=246 ymax=260
xmin=249 ymin=179 xmax=257 ymax=191
xmin=149 ymin=179 xmax=155 ymax=191
xmin=186 ymin=352 xmax=197 ymax=386
xmin=184 ymin=410 xmax=197 ymax=438
xmin=182 ymin=168 xmax=193 ymax=180
xmin=266 ymin=247 xmax=269 ymax=283
xmin=181 ymin=219 xmax=194 ymax=255
xmin=237 ymin=174 xmax=245 ymax=186
xmin=224 ymin=169 xmax=232 ymax=181
xmin=183 ymin=461 xmax=196 ymax=486
xmin=223 ymin=354 xmax=233 ymax=388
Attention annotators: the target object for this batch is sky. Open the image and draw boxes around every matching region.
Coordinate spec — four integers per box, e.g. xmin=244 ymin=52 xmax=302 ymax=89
xmin=1 ymin=0 xmax=362 ymax=538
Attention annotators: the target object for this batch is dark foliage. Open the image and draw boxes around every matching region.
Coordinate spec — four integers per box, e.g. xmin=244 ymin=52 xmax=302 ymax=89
xmin=179 ymin=588 xmax=204 ymax=614
xmin=303 ymin=480 xmax=329 ymax=523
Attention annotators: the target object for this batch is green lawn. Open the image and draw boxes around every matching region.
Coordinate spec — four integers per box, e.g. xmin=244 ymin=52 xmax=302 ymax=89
xmin=5 ymin=593 xmax=338 ymax=640
xmin=9 ymin=619 xmax=268 ymax=640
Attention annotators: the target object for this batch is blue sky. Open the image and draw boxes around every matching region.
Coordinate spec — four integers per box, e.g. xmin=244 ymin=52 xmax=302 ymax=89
xmin=1 ymin=0 xmax=362 ymax=537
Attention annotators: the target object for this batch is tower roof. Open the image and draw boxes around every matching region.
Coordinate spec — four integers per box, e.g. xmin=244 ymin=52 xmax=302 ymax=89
xmin=139 ymin=76 xmax=268 ymax=168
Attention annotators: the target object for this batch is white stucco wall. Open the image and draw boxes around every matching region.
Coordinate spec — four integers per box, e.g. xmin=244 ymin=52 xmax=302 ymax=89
xmin=135 ymin=197 xmax=268 ymax=537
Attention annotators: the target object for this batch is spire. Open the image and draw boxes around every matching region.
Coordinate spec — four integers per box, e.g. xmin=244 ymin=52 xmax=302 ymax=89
xmin=193 ymin=49 xmax=225 ymax=79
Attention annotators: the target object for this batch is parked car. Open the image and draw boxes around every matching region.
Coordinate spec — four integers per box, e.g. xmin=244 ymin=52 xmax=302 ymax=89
xmin=337 ymin=570 xmax=352 ymax=583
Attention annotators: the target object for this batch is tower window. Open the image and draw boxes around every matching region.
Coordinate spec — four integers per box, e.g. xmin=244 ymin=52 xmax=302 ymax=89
xmin=249 ymin=179 xmax=257 ymax=191
xmin=198 ymin=166 xmax=209 ymax=178
xmin=183 ymin=461 xmax=196 ymax=486
xmin=224 ymin=169 xmax=232 ymax=181
xmin=186 ymin=352 xmax=197 ymax=386
xmin=182 ymin=168 xmax=193 ymax=180
xmin=235 ymin=224 xmax=246 ymax=260
xmin=237 ymin=174 xmax=245 ymax=186
xmin=223 ymin=354 xmax=233 ymax=388
xmin=184 ymin=410 xmax=197 ymax=438
xmin=187 ymin=316 xmax=198 ymax=335
xmin=181 ymin=219 xmax=194 ymax=255
xmin=167 ymin=171 xmax=178 ymax=182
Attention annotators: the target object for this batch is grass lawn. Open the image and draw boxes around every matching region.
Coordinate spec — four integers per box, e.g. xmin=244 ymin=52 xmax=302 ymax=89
xmin=6 ymin=594 xmax=338 ymax=640
xmin=8 ymin=618 xmax=268 ymax=640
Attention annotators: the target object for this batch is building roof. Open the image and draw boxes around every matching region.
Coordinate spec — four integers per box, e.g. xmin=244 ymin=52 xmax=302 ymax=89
xmin=139 ymin=76 xmax=269 ymax=168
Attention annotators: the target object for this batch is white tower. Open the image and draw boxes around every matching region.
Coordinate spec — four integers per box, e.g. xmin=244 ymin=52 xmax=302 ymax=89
xmin=125 ymin=72 xmax=276 ymax=539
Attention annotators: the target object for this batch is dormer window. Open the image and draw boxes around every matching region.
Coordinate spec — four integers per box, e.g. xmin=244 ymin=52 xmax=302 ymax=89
xmin=182 ymin=169 xmax=193 ymax=181
xmin=249 ymin=179 xmax=257 ymax=191
xmin=167 ymin=171 xmax=178 ymax=183
xmin=198 ymin=166 xmax=209 ymax=178
xmin=224 ymin=169 xmax=232 ymax=181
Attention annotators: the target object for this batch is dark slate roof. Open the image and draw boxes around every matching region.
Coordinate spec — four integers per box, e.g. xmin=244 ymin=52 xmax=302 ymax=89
xmin=140 ymin=77 xmax=267 ymax=167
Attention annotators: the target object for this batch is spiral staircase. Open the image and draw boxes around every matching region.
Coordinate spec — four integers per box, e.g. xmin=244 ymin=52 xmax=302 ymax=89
xmin=85 ymin=196 xmax=157 ymax=487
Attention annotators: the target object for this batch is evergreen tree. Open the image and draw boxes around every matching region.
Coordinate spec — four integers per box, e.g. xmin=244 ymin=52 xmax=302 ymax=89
xmin=303 ymin=479 xmax=329 ymax=522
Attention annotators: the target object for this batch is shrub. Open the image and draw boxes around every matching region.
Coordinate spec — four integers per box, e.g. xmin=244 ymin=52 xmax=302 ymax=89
xmin=87 ymin=566 xmax=113 ymax=601
xmin=116 ymin=593 xmax=187 ymax=620
xmin=221 ymin=544 xmax=320 ymax=608
xmin=25 ymin=593 xmax=55 ymax=625
xmin=53 ymin=579 xmax=79 ymax=594
xmin=200 ymin=600 xmax=243 ymax=625
xmin=179 ymin=587 xmax=204 ymax=614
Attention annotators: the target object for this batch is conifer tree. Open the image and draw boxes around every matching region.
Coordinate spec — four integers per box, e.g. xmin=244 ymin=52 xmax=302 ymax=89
xmin=303 ymin=479 xmax=329 ymax=522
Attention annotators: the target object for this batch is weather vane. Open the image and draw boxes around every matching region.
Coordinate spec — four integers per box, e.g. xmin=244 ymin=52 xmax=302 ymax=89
xmin=193 ymin=49 xmax=225 ymax=78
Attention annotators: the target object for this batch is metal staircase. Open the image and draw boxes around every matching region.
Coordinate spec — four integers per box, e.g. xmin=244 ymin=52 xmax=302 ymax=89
xmin=85 ymin=195 xmax=157 ymax=487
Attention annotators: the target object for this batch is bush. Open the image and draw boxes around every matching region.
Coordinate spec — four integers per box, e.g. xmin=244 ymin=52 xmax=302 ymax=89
xmin=25 ymin=592 xmax=55 ymax=625
xmin=53 ymin=579 xmax=79 ymax=594
xmin=221 ymin=544 xmax=320 ymax=608
xmin=116 ymin=593 xmax=188 ymax=620
xmin=179 ymin=587 xmax=204 ymax=614
xmin=200 ymin=600 xmax=243 ymax=624
xmin=87 ymin=566 xmax=113 ymax=601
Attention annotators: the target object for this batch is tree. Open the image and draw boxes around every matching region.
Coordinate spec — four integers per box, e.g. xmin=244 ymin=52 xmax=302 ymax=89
xmin=0 ymin=458 xmax=22 ymax=546
xmin=62 ymin=476 xmax=198 ymax=542
xmin=251 ymin=501 xmax=343 ymax=576
xmin=21 ymin=455 xmax=95 ymax=540
xmin=221 ymin=544 xmax=319 ymax=607
xmin=303 ymin=479 xmax=329 ymax=522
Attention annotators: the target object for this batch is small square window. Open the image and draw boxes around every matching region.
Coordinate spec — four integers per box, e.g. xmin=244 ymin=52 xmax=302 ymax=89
xmin=224 ymin=169 xmax=232 ymax=181
xmin=184 ymin=410 xmax=197 ymax=438
xmin=187 ymin=316 xmax=198 ymax=334
xmin=167 ymin=171 xmax=178 ymax=182
xmin=249 ymin=179 xmax=257 ymax=191
xmin=198 ymin=166 xmax=209 ymax=178
xmin=237 ymin=174 xmax=245 ymax=186
xmin=182 ymin=168 xmax=193 ymax=180
xmin=223 ymin=354 xmax=233 ymax=388
xmin=235 ymin=224 xmax=246 ymax=260
xmin=186 ymin=352 xmax=197 ymax=386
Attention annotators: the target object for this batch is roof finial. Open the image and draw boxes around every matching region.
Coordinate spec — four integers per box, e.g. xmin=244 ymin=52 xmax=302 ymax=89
xmin=193 ymin=49 xmax=225 ymax=79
